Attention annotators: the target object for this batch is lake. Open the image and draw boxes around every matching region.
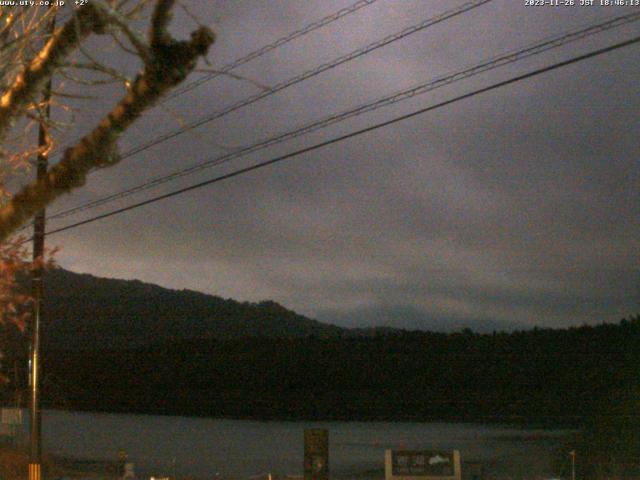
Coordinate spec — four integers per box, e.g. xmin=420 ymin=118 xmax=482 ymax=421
xmin=33 ymin=410 xmax=572 ymax=479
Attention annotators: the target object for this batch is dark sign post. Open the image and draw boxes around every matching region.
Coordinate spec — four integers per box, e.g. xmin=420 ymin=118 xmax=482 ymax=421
xmin=304 ymin=429 xmax=329 ymax=480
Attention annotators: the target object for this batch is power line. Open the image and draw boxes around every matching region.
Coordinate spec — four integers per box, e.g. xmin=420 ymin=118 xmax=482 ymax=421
xmin=168 ymin=0 xmax=382 ymax=99
xmin=46 ymin=10 xmax=640 ymax=222
xmin=17 ymin=0 xmax=496 ymax=237
xmin=38 ymin=34 xmax=640 ymax=239
xmin=41 ymin=0 xmax=493 ymax=223
xmin=45 ymin=0 xmax=382 ymax=159
xmin=114 ymin=0 xmax=493 ymax=160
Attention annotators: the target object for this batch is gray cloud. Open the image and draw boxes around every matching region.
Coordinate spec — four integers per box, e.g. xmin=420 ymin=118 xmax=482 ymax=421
xmin=41 ymin=0 xmax=639 ymax=331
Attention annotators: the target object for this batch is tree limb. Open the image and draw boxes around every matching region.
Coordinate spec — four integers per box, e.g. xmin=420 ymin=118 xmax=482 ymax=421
xmin=0 ymin=1 xmax=214 ymax=242
xmin=150 ymin=0 xmax=175 ymax=48
xmin=0 ymin=5 xmax=109 ymax=140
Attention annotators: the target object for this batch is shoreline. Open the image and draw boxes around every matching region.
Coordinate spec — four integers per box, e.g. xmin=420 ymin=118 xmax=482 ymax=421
xmin=38 ymin=405 xmax=584 ymax=430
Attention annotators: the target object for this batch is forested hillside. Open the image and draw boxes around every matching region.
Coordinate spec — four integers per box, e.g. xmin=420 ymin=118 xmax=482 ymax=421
xmin=40 ymin=269 xmax=343 ymax=349
xmin=41 ymin=316 xmax=640 ymax=426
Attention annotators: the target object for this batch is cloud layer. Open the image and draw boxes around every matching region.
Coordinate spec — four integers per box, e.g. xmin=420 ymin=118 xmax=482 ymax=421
xmin=43 ymin=0 xmax=639 ymax=330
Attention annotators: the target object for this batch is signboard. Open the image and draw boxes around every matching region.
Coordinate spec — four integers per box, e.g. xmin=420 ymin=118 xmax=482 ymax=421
xmin=385 ymin=450 xmax=461 ymax=480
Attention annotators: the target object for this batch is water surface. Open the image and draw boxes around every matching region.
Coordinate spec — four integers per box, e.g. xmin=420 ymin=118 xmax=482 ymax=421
xmin=37 ymin=410 xmax=571 ymax=479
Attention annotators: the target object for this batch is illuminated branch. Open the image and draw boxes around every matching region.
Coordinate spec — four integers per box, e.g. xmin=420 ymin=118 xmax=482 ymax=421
xmin=0 ymin=0 xmax=214 ymax=242
xmin=0 ymin=5 xmax=107 ymax=139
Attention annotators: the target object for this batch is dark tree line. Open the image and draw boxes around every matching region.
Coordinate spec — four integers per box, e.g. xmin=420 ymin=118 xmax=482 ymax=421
xmin=25 ymin=314 xmax=640 ymax=427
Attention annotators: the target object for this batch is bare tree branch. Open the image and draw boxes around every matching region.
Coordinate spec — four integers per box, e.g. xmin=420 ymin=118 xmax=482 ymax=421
xmin=0 ymin=0 xmax=214 ymax=242
xmin=92 ymin=1 xmax=152 ymax=63
xmin=150 ymin=0 xmax=175 ymax=48
xmin=0 ymin=5 xmax=109 ymax=140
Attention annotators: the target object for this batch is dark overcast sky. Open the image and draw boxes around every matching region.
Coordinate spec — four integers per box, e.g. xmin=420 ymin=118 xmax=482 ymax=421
xmin=43 ymin=0 xmax=639 ymax=331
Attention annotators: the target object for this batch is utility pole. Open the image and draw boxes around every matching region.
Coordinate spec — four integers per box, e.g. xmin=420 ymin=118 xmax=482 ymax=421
xmin=29 ymin=7 xmax=56 ymax=480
